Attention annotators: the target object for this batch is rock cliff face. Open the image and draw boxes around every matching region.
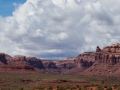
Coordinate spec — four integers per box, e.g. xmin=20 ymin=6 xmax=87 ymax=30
xmin=0 ymin=55 xmax=44 ymax=72
xmin=94 ymin=43 xmax=120 ymax=64
xmin=26 ymin=57 xmax=44 ymax=69
xmin=56 ymin=60 xmax=76 ymax=69
xmin=78 ymin=43 xmax=120 ymax=76
xmin=42 ymin=61 xmax=57 ymax=69
xmin=76 ymin=43 xmax=120 ymax=65
xmin=8 ymin=56 xmax=44 ymax=69
xmin=0 ymin=53 xmax=8 ymax=64
xmin=8 ymin=62 xmax=34 ymax=71
xmin=76 ymin=52 xmax=94 ymax=68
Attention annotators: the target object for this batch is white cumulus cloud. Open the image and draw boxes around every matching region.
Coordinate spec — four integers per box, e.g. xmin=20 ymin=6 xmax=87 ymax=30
xmin=0 ymin=0 xmax=120 ymax=59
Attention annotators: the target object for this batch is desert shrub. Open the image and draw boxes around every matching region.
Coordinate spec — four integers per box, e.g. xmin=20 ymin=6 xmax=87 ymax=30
xmin=39 ymin=87 xmax=45 ymax=90
xmin=1 ymin=88 xmax=10 ymax=90
xmin=32 ymin=86 xmax=45 ymax=90
xmin=81 ymin=85 xmax=87 ymax=90
xmin=104 ymin=85 xmax=107 ymax=88
xmin=66 ymin=86 xmax=70 ymax=90
xmin=113 ymin=85 xmax=118 ymax=89
xmin=101 ymin=81 xmax=105 ymax=84
xmin=72 ymin=86 xmax=77 ymax=89
xmin=76 ymin=85 xmax=80 ymax=87
xmin=57 ymin=86 xmax=66 ymax=90
xmin=48 ymin=86 xmax=53 ymax=90
xmin=106 ymin=86 xmax=112 ymax=90
xmin=97 ymin=85 xmax=103 ymax=90
xmin=91 ymin=84 xmax=97 ymax=87
xmin=20 ymin=88 xmax=24 ymax=90
xmin=76 ymin=85 xmax=82 ymax=90
xmin=118 ymin=87 xmax=120 ymax=90
xmin=78 ymin=87 xmax=82 ymax=90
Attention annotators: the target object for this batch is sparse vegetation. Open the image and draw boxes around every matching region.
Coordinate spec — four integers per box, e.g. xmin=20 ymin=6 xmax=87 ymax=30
xmin=0 ymin=72 xmax=120 ymax=90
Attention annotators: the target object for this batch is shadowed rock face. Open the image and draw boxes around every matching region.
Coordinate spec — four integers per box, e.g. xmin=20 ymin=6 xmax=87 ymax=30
xmin=57 ymin=62 xmax=75 ymax=69
xmin=0 ymin=53 xmax=7 ymax=64
xmin=8 ymin=56 xmax=44 ymax=69
xmin=43 ymin=61 xmax=57 ymax=69
xmin=41 ymin=60 xmax=76 ymax=74
xmin=26 ymin=57 xmax=44 ymax=69
xmin=96 ymin=46 xmax=101 ymax=52
xmin=55 ymin=60 xmax=76 ymax=69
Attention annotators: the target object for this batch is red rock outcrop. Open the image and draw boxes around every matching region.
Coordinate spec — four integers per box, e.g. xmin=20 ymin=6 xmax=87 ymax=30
xmin=12 ymin=55 xmax=26 ymax=62
xmin=94 ymin=43 xmax=120 ymax=64
xmin=96 ymin=46 xmax=101 ymax=52
xmin=0 ymin=54 xmax=44 ymax=72
xmin=76 ymin=43 xmax=120 ymax=66
xmin=8 ymin=62 xmax=34 ymax=70
xmin=76 ymin=43 xmax=120 ymax=76
xmin=7 ymin=55 xmax=44 ymax=70
xmin=76 ymin=52 xmax=94 ymax=68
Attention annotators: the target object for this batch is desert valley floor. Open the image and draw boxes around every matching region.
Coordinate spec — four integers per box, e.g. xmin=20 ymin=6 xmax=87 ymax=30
xmin=0 ymin=43 xmax=120 ymax=89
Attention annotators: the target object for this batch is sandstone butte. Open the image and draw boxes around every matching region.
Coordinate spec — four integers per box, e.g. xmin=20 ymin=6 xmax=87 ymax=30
xmin=0 ymin=43 xmax=120 ymax=75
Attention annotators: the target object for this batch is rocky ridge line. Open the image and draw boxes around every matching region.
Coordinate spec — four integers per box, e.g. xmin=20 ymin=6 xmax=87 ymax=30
xmin=0 ymin=43 xmax=120 ymax=75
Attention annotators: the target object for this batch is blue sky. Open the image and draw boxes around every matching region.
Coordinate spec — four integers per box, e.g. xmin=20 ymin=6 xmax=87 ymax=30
xmin=0 ymin=0 xmax=26 ymax=17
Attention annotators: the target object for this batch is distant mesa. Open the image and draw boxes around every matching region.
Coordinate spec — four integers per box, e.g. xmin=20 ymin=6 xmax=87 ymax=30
xmin=0 ymin=43 xmax=120 ymax=75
